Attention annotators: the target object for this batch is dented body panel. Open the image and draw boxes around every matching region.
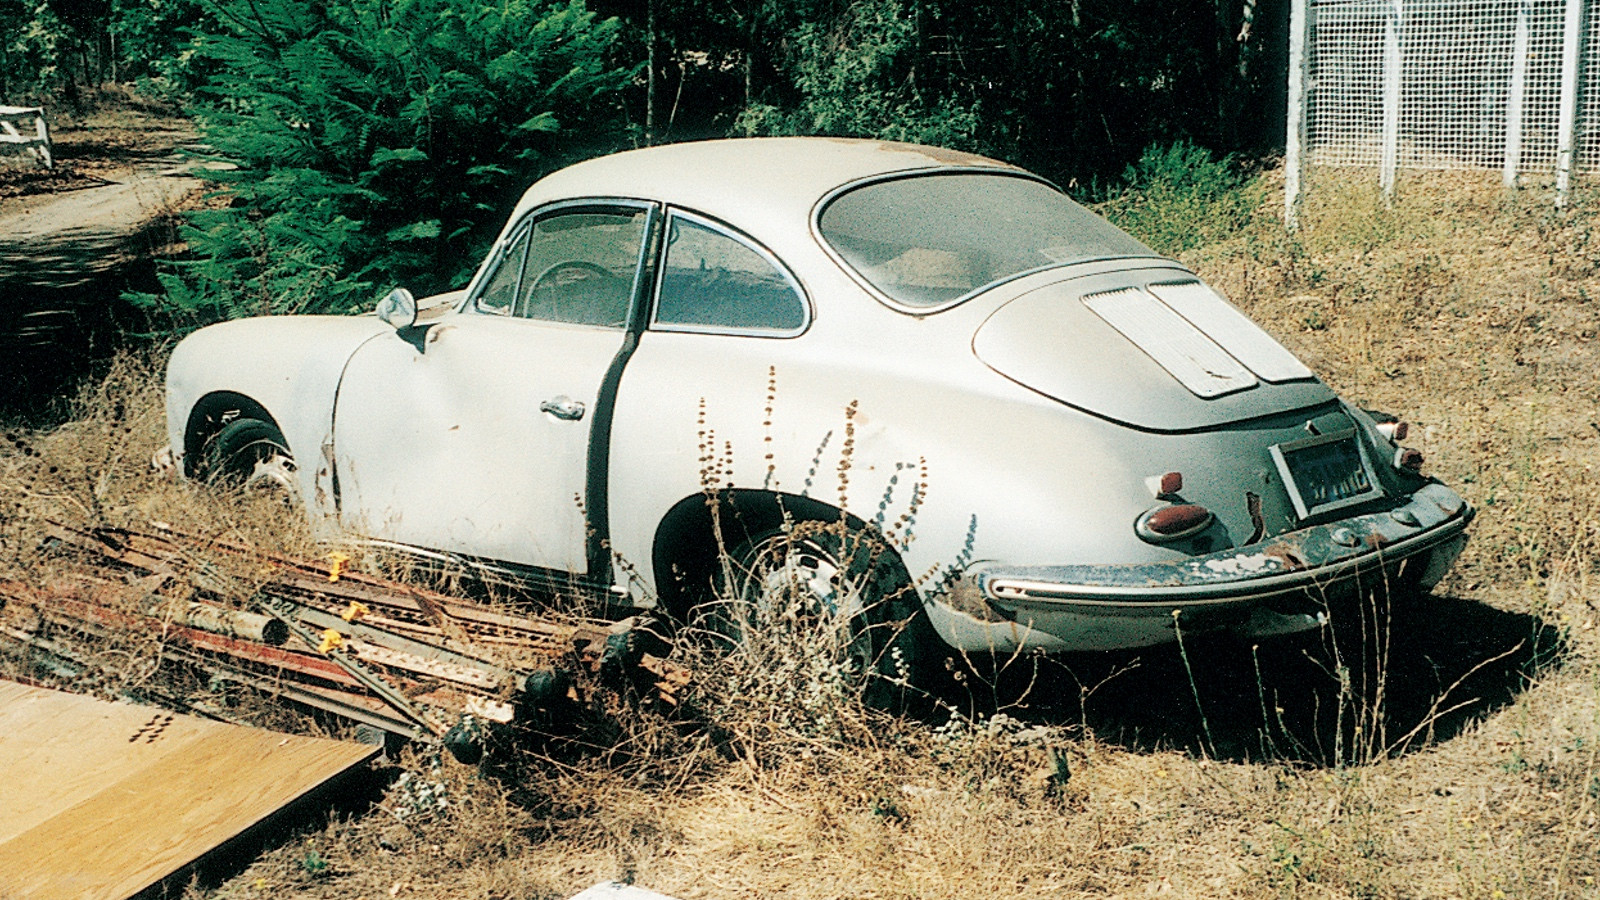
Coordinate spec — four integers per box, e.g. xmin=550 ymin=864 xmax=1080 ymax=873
xmin=165 ymin=315 xmax=389 ymax=520
xmin=164 ymin=137 xmax=1474 ymax=656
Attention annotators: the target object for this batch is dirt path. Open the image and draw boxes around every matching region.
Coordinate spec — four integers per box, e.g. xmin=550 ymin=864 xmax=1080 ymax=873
xmin=0 ymin=160 xmax=205 ymax=289
xmin=0 ymin=102 xmax=210 ymax=291
xmin=0 ymin=99 xmax=209 ymax=409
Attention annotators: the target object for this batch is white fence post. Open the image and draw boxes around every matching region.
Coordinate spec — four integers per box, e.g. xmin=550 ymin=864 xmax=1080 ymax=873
xmin=1504 ymin=0 xmax=1531 ymax=187
xmin=1556 ymin=0 xmax=1585 ymax=206
xmin=1380 ymin=0 xmax=1403 ymax=196
xmin=1285 ymin=0 xmax=1310 ymax=229
xmin=0 ymin=105 xmax=53 ymax=169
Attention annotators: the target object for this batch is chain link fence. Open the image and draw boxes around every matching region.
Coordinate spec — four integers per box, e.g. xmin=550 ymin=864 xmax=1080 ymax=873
xmin=1286 ymin=0 xmax=1599 ymax=225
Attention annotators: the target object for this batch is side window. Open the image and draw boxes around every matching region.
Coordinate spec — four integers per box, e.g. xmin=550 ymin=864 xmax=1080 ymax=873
xmin=475 ymin=224 xmax=530 ymax=316
xmin=654 ymin=215 xmax=807 ymax=334
xmin=516 ymin=209 xmax=649 ymax=327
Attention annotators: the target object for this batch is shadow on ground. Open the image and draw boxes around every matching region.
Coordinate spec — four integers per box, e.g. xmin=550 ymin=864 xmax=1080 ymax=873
xmin=934 ymin=590 xmax=1565 ymax=766
xmin=0 ymin=240 xmax=162 ymax=426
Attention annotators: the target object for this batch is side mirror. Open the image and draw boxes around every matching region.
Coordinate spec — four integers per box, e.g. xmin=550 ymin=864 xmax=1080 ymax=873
xmin=376 ymin=287 xmax=417 ymax=330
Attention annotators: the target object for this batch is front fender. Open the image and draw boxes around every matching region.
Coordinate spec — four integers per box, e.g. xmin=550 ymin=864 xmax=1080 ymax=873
xmin=165 ymin=314 xmax=392 ymax=516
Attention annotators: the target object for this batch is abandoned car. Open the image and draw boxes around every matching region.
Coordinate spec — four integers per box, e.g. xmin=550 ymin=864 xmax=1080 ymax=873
xmin=165 ymin=137 xmax=1473 ymax=683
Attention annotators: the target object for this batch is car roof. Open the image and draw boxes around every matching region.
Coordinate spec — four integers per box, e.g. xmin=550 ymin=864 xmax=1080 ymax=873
xmin=511 ymin=137 xmax=1024 ymax=229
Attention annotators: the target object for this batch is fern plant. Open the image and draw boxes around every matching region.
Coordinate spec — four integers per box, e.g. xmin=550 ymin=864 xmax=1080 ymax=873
xmin=136 ymin=0 xmax=632 ymax=329
xmin=733 ymin=0 xmax=984 ymax=154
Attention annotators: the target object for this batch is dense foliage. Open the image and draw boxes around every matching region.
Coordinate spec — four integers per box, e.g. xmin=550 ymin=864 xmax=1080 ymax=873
xmin=136 ymin=0 xmax=631 ymax=325
xmin=2 ymin=0 xmax=202 ymax=99
xmin=731 ymin=0 xmax=983 ymax=152
xmin=600 ymin=0 xmax=1286 ymax=185
xmin=4 ymin=0 xmax=1283 ymax=325
xmin=2 ymin=0 xmax=66 ymax=98
xmin=1097 ymin=141 xmax=1262 ymax=255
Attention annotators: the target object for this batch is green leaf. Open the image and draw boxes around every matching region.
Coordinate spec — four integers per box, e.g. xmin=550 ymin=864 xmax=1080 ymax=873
xmin=516 ymin=112 xmax=560 ymax=133
xmin=385 ymin=219 xmax=443 ymax=241
xmin=370 ymin=147 xmax=430 ymax=166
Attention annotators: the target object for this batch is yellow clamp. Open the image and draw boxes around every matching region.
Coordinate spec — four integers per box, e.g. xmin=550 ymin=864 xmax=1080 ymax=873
xmin=340 ymin=600 xmax=370 ymax=622
xmin=317 ymin=628 xmax=345 ymax=653
xmin=326 ymin=552 xmax=351 ymax=583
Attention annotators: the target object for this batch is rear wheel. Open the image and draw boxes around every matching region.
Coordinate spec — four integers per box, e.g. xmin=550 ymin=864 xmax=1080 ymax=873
xmin=712 ymin=521 xmax=933 ymax=708
xmin=201 ymin=418 xmax=297 ymax=497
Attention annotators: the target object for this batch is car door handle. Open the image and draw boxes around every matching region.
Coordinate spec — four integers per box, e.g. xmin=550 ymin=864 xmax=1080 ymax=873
xmin=539 ymin=396 xmax=586 ymax=421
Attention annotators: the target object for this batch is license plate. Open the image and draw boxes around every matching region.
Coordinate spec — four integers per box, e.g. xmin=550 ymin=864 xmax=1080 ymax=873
xmin=1270 ymin=428 xmax=1381 ymax=520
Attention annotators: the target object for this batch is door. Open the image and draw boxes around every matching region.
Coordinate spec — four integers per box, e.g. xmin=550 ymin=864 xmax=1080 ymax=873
xmin=331 ymin=203 xmax=652 ymax=576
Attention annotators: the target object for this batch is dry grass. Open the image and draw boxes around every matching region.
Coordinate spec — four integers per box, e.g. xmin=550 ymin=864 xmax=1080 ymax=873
xmin=2 ymin=165 xmax=1599 ymax=899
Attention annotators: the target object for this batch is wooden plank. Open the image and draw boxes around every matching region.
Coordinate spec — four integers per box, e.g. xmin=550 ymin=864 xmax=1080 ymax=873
xmin=0 ymin=681 xmax=377 ymax=900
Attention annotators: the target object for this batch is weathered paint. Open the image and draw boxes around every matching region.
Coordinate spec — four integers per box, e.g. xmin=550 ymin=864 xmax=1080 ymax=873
xmin=164 ymin=138 xmax=1475 ymax=657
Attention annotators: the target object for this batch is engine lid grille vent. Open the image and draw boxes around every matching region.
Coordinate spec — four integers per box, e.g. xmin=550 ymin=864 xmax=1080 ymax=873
xmin=1082 ymin=281 xmax=1312 ymax=399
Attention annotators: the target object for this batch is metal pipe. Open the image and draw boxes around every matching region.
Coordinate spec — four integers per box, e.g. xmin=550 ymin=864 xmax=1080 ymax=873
xmin=1504 ymin=0 xmax=1531 ymax=187
xmin=1380 ymin=0 xmax=1403 ymax=196
xmin=1556 ymin=0 xmax=1585 ymax=205
xmin=1285 ymin=0 xmax=1310 ymax=229
xmin=165 ymin=602 xmax=289 ymax=646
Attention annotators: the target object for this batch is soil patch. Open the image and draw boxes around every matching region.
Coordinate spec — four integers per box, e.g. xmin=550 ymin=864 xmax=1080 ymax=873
xmin=0 ymin=92 xmax=197 ymax=200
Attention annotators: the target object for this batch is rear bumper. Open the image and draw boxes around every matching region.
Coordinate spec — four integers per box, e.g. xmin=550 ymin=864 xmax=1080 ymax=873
xmin=926 ymin=483 xmax=1473 ymax=653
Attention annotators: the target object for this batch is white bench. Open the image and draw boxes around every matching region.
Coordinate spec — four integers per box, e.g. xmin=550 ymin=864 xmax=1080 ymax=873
xmin=0 ymin=105 xmax=54 ymax=169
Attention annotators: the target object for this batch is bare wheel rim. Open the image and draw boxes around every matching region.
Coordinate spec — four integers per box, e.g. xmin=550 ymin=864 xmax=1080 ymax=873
xmin=205 ymin=418 xmax=298 ymax=501
xmin=243 ymin=441 xmax=298 ymax=496
xmin=736 ymin=532 xmax=875 ymax=679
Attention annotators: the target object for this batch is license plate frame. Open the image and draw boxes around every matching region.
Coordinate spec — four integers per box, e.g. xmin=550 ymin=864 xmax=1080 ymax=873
xmin=1270 ymin=427 xmax=1383 ymax=521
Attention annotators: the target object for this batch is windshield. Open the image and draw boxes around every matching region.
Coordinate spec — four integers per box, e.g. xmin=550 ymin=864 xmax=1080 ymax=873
xmin=817 ymin=172 xmax=1156 ymax=309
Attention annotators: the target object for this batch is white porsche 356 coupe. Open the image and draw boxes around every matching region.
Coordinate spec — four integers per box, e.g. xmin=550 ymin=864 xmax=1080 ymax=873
xmin=166 ymin=138 xmax=1472 ymax=684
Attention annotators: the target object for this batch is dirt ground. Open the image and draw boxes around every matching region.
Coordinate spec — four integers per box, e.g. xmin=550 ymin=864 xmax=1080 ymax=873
xmin=0 ymin=92 xmax=211 ymax=413
xmin=0 ymin=93 xmax=208 ymax=246
xmin=0 ymin=90 xmax=198 ymax=201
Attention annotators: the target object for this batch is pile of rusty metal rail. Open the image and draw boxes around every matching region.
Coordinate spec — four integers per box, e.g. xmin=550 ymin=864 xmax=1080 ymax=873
xmin=0 ymin=522 xmax=687 ymax=758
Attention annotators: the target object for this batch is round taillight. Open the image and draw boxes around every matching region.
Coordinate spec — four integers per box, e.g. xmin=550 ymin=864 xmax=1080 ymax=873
xmin=1376 ymin=420 xmax=1410 ymax=442
xmin=1136 ymin=503 xmax=1215 ymax=542
xmin=1396 ymin=447 xmax=1424 ymax=473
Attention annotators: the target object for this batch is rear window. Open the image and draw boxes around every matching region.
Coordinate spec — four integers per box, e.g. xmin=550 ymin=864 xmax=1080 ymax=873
xmin=818 ymin=173 xmax=1155 ymax=309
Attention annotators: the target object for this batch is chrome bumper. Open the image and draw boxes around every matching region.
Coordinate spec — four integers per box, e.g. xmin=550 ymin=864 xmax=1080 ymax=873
xmin=927 ymin=483 xmax=1473 ymax=654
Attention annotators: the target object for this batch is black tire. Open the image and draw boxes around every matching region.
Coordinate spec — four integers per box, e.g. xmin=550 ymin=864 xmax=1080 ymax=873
xmin=712 ymin=521 xmax=934 ymax=709
xmin=201 ymin=418 xmax=297 ymax=495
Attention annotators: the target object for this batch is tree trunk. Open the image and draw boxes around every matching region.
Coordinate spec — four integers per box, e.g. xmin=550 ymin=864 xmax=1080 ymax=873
xmin=645 ymin=0 xmax=656 ymax=144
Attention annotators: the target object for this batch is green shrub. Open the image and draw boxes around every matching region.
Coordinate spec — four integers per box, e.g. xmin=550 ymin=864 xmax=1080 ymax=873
xmin=110 ymin=0 xmax=212 ymax=100
xmin=0 ymin=0 xmax=65 ymax=99
xmin=734 ymin=0 xmax=983 ymax=153
xmin=1097 ymin=140 xmax=1260 ymax=256
xmin=135 ymin=0 xmax=632 ymax=330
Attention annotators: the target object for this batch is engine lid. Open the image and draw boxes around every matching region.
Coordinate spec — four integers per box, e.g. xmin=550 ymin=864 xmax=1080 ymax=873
xmin=972 ymin=271 xmax=1336 ymax=431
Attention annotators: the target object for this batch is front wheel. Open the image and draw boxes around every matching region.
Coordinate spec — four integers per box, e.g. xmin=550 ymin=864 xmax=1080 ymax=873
xmin=716 ymin=522 xmax=934 ymax=708
xmin=201 ymin=417 xmax=298 ymax=498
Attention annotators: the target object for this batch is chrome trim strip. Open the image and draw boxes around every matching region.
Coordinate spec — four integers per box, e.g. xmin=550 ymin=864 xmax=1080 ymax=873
xmin=981 ymin=510 xmax=1471 ymax=607
xmin=647 ymin=207 xmax=812 ymax=339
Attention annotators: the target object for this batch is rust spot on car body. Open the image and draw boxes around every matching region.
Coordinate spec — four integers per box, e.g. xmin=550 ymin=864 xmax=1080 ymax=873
xmin=848 ymin=138 xmax=1019 ymax=169
xmin=1245 ymin=491 xmax=1265 ymax=544
xmin=1262 ymin=544 xmax=1308 ymax=571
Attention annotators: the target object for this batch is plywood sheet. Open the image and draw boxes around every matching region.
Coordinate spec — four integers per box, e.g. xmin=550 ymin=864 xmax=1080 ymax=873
xmin=0 ymin=680 xmax=378 ymax=900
